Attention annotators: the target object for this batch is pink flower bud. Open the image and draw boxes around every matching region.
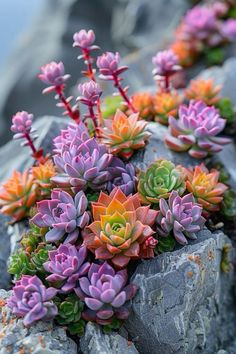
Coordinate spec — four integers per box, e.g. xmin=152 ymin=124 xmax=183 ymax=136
xmin=77 ymin=80 xmax=102 ymax=106
xmin=152 ymin=49 xmax=181 ymax=77
xmin=73 ymin=29 xmax=95 ymax=49
xmin=11 ymin=111 xmax=33 ymax=136
xmin=38 ymin=61 xmax=70 ymax=87
xmin=97 ymin=52 xmax=128 ymax=79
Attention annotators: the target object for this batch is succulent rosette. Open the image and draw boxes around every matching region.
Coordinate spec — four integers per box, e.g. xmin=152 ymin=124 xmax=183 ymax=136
xmin=185 ymin=164 xmax=228 ymax=215
xmin=7 ymin=275 xmax=58 ymax=326
xmin=138 ymin=159 xmax=186 ymax=204
xmin=53 ymin=122 xmax=90 ymax=155
xmin=131 ymin=92 xmax=155 ymax=120
xmin=153 ymin=92 xmax=181 ymax=125
xmin=31 ymin=190 xmax=89 ymax=243
xmin=152 ymin=49 xmax=181 ymax=77
xmin=52 ymin=138 xmax=113 ymax=193
xmin=165 ymin=100 xmax=231 ymax=158
xmin=170 ymin=40 xmax=195 ymax=67
xmin=99 ymin=109 xmax=151 ymax=160
xmin=107 ymin=157 xmax=137 ymax=196
xmin=75 ymin=262 xmax=138 ymax=325
xmin=32 ymin=160 xmax=56 ymax=195
xmin=43 ymin=244 xmax=90 ymax=292
xmin=185 ymin=79 xmax=221 ymax=106
xmin=38 ymin=61 xmax=70 ymax=93
xmin=0 ymin=170 xmax=38 ymax=221
xmin=156 ymin=191 xmax=205 ymax=245
xmin=84 ymin=188 xmax=157 ymax=268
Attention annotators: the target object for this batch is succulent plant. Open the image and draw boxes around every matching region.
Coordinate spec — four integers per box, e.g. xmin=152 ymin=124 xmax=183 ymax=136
xmin=131 ymin=92 xmax=155 ymax=120
xmin=170 ymin=40 xmax=195 ymax=67
xmin=38 ymin=61 xmax=70 ymax=93
xmin=139 ymin=236 xmax=158 ymax=258
xmin=154 ymin=234 xmax=176 ymax=254
xmin=31 ymin=190 xmax=89 ymax=244
xmin=152 ymin=49 xmax=181 ymax=77
xmin=97 ymin=52 xmax=128 ymax=80
xmin=221 ymin=189 xmax=236 ymax=220
xmin=43 ymin=244 xmax=90 ymax=293
xmin=73 ymin=29 xmax=96 ymax=50
xmin=21 ymin=222 xmax=48 ymax=253
xmin=7 ymin=275 xmax=58 ymax=326
xmin=0 ymin=170 xmax=38 ymax=221
xmin=153 ymin=91 xmax=181 ymax=125
xmin=156 ymin=191 xmax=205 ymax=245
xmin=220 ymin=19 xmax=236 ymax=41
xmin=165 ymin=100 xmax=231 ymax=158
xmin=56 ymin=294 xmax=84 ymax=325
xmin=52 ymin=138 xmax=113 ymax=193
xmin=11 ymin=111 xmax=34 ymax=138
xmin=138 ymin=159 xmax=186 ymax=204
xmin=84 ymin=188 xmax=157 ymax=268
xmin=215 ymin=98 xmax=235 ymax=124
xmin=107 ymin=157 xmax=137 ymax=196
xmin=77 ymin=81 xmax=102 ymax=107
xmin=75 ymin=262 xmax=138 ymax=325
xmin=53 ymin=122 xmax=90 ymax=156
xmin=32 ymin=160 xmax=56 ymax=196
xmin=99 ymin=109 xmax=150 ymax=160
xmin=31 ymin=247 xmax=51 ymax=273
xmin=8 ymin=252 xmax=36 ymax=280
xmin=185 ymin=164 xmax=228 ymax=216
xmin=185 ymin=79 xmax=221 ymax=106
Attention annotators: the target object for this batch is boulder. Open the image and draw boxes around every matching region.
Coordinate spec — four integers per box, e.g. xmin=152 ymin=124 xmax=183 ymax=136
xmin=80 ymin=322 xmax=139 ymax=354
xmin=0 ymin=289 xmax=77 ymax=354
xmin=0 ymin=215 xmax=11 ymax=289
xmin=125 ymin=230 xmax=236 ymax=354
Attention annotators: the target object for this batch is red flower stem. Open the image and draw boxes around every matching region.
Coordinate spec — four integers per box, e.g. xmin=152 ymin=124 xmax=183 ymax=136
xmin=164 ymin=74 xmax=170 ymax=93
xmin=112 ymin=74 xmax=137 ymax=113
xmin=55 ymin=87 xmax=80 ymax=124
xmin=24 ymin=133 xmax=45 ymax=163
xmin=82 ymin=49 xmax=96 ymax=81
xmin=88 ymin=105 xmax=98 ymax=129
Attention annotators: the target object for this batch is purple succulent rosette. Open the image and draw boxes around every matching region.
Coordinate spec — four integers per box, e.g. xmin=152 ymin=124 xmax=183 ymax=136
xmin=75 ymin=262 xmax=138 ymax=325
xmin=152 ymin=49 xmax=181 ymax=77
xmin=52 ymin=138 xmax=113 ymax=193
xmin=53 ymin=122 xmax=90 ymax=155
xmin=165 ymin=100 xmax=231 ymax=158
xmin=44 ymin=244 xmax=90 ymax=293
xmin=181 ymin=6 xmax=217 ymax=41
xmin=7 ymin=275 xmax=58 ymax=327
xmin=73 ymin=29 xmax=97 ymax=50
xmin=11 ymin=111 xmax=34 ymax=139
xmin=77 ymin=81 xmax=102 ymax=106
xmin=156 ymin=191 xmax=205 ymax=245
xmin=220 ymin=19 xmax=236 ymax=41
xmin=31 ymin=190 xmax=89 ymax=243
xmin=107 ymin=157 xmax=137 ymax=196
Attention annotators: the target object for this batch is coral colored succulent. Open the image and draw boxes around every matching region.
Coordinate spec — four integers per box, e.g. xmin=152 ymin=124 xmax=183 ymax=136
xmin=185 ymin=164 xmax=228 ymax=215
xmin=0 ymin=170 xmax=38 ymax=221
xmin=153 ymin=91 xmax=181 ymax=125
xmin=107 ymin=158 xmax=137 ymax=196
xmin=84 ymin=188 xmax=157 ymax=268
xmin=170 ymin=40 xmax=196 ymax=67
xmin=139 ymin=236 xmax=158 ymax=259
xmin=185 ymin=79 xmax=221 ymax=106
xmin=32 ymin=160 xmax=56 ymax=195
xmin=156 ymin=191 xmax=205 ymax=245
xmin=31 ymin=190 xmax=89 ymax=243
xmin=75 ymin=262 xmax=138 ymax=325
xmin=131 ymin=92 xmax=155 ymax=120
xmin=165 ymin=100 xmax=231 ymax=158
xmin=52 ymin=138 xmax=113 ymax=193
xmin=53 ymin=122 xmax=90 ymax=155
xmin=138 ymin=159 xmax=186 ymax=204
xmin=99 ymin=109 xmax=150 ymax=160
xmin=44 ymin=244 xmax=90 ymax=293
xmin=7 ymin=275 xmax=58 ymax=326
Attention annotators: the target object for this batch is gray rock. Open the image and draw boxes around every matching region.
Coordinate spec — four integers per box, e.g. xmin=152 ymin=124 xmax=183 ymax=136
xmin=125 ymin=230 xmax=236 ymax=354
xmin=80 ymin=322 xmax=139 ymax=354
xmin=0 ymin=215 xmax=11 ymax=289
xmin=0 ymin=115 xmax=69 ymax=182
xmin=0 ymin=290 xmax=77 ymax=354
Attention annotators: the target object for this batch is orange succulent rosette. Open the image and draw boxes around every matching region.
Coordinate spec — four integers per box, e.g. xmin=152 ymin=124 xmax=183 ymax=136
xmin=99 ymin=109 xmax=151 ymax=160
xmin=185 ymin=79 xmax=221 ymax=106
xmin=131 ymin=92 xmax=155 ymax=120
xmin=185 ymin=164 xmax=228 ymax=215
xmin=32 ymin=160 xmax=56 ymax=195
xmin=153 ymin=91 xmax=182 ymax=125
xmin=0 ymin=170 xmax=38 ymax=221
xmin=84 ymin=188 xmax=157 ymax=268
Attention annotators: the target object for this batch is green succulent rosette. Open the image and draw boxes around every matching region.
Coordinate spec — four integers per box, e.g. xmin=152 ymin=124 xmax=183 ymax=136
xmin=137 ymin=159 xmax=186 ymax=204
xmin=8 ymin=252 xmax=36 ymax=280
xmin=56 ymin=294 xmax=84 ymax=325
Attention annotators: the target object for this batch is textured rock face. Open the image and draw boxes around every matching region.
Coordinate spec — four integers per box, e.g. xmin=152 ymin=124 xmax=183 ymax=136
xmin=0 ymin=290 xmax=77 ymax=354
xmin=125 ymin=230 xmax=236 ymax=354
xmin=80 ymin=322 xmax=139 ymax=354
xmin=0 ymin=215 xmax=11 ymax=289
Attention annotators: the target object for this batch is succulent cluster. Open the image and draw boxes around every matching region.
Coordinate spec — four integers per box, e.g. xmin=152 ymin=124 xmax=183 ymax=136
xmin=2 ymin=22 xmax=235 ymax=337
